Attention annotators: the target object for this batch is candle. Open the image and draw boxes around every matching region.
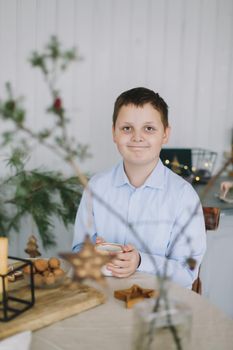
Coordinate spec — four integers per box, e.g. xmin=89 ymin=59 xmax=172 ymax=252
xmin=0 ymin=237 xmax=8 ymax=302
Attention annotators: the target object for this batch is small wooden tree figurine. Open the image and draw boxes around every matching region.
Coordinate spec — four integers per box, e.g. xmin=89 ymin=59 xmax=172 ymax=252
xmin=24 ymin=235 xmax=41 ymax=258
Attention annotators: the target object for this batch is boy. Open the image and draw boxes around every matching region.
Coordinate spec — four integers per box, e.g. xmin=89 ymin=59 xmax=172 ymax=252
xmin=72 ymin=87 xmax=206 ymax=288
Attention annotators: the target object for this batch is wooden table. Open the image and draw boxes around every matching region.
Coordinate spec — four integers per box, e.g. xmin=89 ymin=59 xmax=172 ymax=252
xmin=30 ymin=272 xmax=233 ymax=350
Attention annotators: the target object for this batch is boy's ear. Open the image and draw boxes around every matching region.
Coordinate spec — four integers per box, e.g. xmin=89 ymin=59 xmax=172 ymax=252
xmin=163 ymin=126 xmax=171 ymax=145
xmin=112 ymin=125 xmax=116 ymax=143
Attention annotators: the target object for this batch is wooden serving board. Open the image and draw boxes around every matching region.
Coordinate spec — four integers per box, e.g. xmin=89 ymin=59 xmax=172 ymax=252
xmin=0 ymin=279 xmax=105 ymax=340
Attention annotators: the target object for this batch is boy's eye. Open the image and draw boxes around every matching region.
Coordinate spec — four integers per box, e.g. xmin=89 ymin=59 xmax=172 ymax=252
xmin=122 ymin=126 xmax=132 ymax=132
xmin=145 ymin=126 xmax=155 ymax=132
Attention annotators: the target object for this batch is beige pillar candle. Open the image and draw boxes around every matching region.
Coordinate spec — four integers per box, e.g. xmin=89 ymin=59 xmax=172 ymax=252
xmin=0 ymin=237 xmax=8 ymax=301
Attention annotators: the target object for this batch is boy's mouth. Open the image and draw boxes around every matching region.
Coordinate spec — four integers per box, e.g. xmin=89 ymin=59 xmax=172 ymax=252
xmin=127 ymin=145 xmax=149 ymax=149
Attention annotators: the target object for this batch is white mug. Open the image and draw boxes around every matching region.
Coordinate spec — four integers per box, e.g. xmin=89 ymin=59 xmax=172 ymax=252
xmin=95 ymin=243 xmax=123 ymax=276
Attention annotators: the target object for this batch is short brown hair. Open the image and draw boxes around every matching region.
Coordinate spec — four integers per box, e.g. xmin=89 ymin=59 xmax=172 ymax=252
xmin=112 ymin=87 xmax=169 ymax=129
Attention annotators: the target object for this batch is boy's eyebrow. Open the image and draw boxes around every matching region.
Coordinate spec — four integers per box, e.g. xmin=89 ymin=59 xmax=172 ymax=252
xmin=142 ymin=121 xmax=157 ymax=124
xmin=120 ymin=121 xmax=157 ymax=125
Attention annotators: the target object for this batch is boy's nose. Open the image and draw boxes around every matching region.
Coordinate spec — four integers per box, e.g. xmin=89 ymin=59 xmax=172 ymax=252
xmin=132 ymin=131 xmax=144 ymax=142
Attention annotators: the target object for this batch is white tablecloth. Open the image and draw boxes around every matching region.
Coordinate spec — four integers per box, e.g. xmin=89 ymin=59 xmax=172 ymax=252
xmin=31 ymin=272 xmax=233 ymax=350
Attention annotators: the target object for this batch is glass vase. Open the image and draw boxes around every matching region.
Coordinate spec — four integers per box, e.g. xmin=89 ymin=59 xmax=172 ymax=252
xmin=132 ymin=297 xmax=192 ymax=350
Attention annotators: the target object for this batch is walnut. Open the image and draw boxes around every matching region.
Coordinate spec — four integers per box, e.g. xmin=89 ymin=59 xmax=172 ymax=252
xmin=44 ymin=272 xmax=55 ymax=285
xmin=48 ymin=257 xmax=60 ymax=269
xmin=34 ymin=259 xmax=48 ymax=272
xmin=23 ymin=264 xmax=36 ymax=274
xmin=53 ymin=268 xmax=65 ymax=279
xmin=34 ymin=273 xmax=44 ymax=287
xmin=42 ymin=270 xmax=50 ymax=277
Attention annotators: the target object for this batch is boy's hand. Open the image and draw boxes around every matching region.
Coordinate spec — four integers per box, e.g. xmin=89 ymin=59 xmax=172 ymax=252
xmin=96 ymin=236 xmax=105 ymax=244
xmin=106 ymin=244 xmax=140 ymax=278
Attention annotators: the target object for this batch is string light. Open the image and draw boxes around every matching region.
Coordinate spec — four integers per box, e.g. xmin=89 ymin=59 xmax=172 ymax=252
xmin=161 ymin=148 xmax=217 ymax=184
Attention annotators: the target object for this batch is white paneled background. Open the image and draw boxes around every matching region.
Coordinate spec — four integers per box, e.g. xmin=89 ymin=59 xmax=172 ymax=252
xmin=0 ymin=0 xmax=233 ymax=255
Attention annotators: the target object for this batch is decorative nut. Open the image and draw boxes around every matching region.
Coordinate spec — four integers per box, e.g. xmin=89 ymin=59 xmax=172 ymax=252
xmin=34 ymin=259 xmax=48 ymax=272
xmin=44 ymin=272 xmax=55 ymax=285
xmin=34 ymin=273 xmax=44 ymax=287
xmin=48 ymin=257 xmax=60 ymax=269
xmin=23 ymin=265 xmax=36 ymax=274
xmin=53 ymin=268 xmax=65 ymax=278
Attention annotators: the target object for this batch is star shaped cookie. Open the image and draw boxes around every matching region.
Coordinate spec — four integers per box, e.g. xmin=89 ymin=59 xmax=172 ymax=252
xmin=114 ymin=284 xmax=158 ymax=308
xmin=59 ymin=235 xmax=112 ymax=283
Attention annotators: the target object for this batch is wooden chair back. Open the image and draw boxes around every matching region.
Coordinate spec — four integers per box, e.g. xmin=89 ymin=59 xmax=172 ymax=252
xmin=191 ymin=206 xmax=220 ymax=294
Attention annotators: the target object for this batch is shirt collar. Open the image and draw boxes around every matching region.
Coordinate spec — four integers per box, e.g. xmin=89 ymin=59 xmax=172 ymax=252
xmin=113 ymin=159 xmax=165 ymax=189
xmin=113 ymin=161 xmax=130 ymax=187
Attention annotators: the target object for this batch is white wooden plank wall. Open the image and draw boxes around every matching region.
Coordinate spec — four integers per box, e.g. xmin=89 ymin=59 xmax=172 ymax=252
xmin=0 ymin=0 xmax=233 ymax=171
xmin=0 ymin=0 xmax=233 ymax=256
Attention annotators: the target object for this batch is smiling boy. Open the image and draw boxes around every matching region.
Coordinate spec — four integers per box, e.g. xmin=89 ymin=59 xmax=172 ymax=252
xmin=72 ymin=87 xmax=206 ymax=288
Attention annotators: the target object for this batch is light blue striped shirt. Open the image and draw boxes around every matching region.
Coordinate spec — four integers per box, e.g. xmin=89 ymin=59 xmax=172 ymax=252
xmin=73 ymin=159 xmax=206 ymax=288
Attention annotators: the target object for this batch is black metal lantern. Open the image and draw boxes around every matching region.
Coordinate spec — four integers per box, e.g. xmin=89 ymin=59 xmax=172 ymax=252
xmin=0 ymin=256 xmax=35 ymax=322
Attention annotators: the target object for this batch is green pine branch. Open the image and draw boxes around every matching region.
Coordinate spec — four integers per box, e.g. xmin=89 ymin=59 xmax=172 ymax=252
xmin=0 ymin=166 xmax=83 ymax=247
xmin=0 ymin=36 xmax=87 ymax=247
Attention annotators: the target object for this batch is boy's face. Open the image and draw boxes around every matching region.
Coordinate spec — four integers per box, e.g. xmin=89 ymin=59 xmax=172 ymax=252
xmin=112 ymin=103 xmax=170 ymax=168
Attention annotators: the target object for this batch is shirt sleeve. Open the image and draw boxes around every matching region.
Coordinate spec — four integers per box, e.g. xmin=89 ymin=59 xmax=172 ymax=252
xmin=137 ymin=185 xmax=206 ymax=288
xmin=72 ymin=184 xmax=97 ymax=252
